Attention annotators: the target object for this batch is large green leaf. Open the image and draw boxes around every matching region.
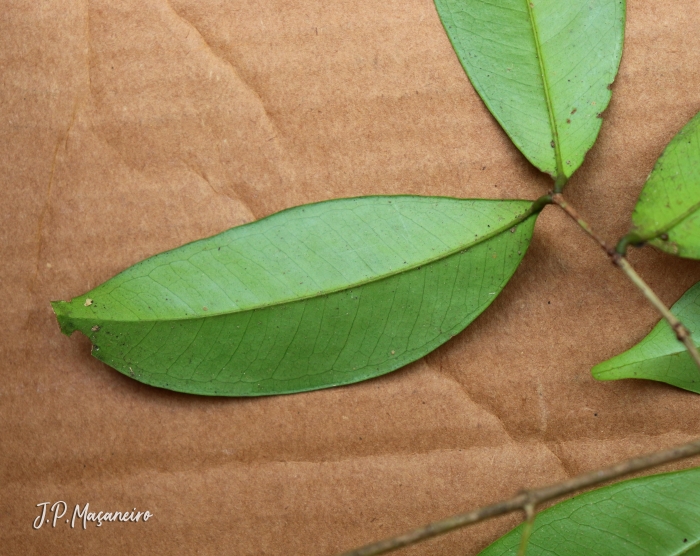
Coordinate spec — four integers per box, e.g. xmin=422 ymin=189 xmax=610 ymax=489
xmin=433 ymin=0 xmax=625 ymax=187
xmin=623 ymin=111 xmax=700 ymax=259
xmin=592 ymin=280 xmax=700 ymax=393
xmin=52 ymin=196 xmax=538 ymax=396
xmin=479 ymin=466 xmax=700 ymax=556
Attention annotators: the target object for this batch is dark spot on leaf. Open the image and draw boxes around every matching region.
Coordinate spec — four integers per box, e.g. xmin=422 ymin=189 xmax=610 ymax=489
xmin=571 ymin=108 xmax=577 ymax=115
xmin=597 ymin=113 xmax=603 ymax=119
xmin=660 ymin=233 xmax=669 ymax=241
xmin=566 ymin=119 xmax=571 ymax=124
xmin=550 ymin=141 xmax=555 ymax=148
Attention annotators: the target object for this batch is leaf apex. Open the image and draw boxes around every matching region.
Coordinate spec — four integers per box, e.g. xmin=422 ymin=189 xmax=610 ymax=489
xmin=590 ymin=360 xmax=615 ymax=380
xmin=50 ymin=300 xmax=77 ymax=336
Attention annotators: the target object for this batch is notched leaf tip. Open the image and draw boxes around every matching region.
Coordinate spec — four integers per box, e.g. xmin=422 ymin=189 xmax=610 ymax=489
xmin=50 ymin=300 xmax=78 ymax=337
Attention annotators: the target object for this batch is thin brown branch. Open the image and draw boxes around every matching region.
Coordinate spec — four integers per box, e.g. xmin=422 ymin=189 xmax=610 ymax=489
xmin=551 ymin=193 xmax=613 ymax=255
xmin=615 ymin=257 xmax=700 ymax=367
xmin=339 ymin=438 xmax=700 ymax=556
xmin=551 ymin=193 xmax=700 ymax=372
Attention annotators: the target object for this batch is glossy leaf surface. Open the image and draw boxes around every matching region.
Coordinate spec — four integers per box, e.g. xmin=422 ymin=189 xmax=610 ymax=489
xmin=592 ymin=280 xmax=700 ymax=393
xmin=52 ymin=196 xmax=538 ymax=396
xmin=434 ymin=0 xmax=625 ymax=185
xmin=626 ymin=111 xmax=700 ymax=259
xmin=480 ymin=467 xmax=700 ymax=555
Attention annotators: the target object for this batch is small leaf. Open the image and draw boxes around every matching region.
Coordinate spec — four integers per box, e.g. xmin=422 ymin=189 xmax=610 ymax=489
xmin=52 ymin=196 xmax=539 ymax=396
xmin=479 ymin=467 xmax=700 ymax=556
xmin=592 ymin=280 xmax=700 ymax=393
xmin=624 ymin=111 xmax=700 ymax=259
xmin=433 ymin=0 xmax=625 ymax=187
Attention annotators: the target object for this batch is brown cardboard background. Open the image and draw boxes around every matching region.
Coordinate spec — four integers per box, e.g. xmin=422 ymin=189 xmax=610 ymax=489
xmin=2 ymin=0 xmax=700 ymax=554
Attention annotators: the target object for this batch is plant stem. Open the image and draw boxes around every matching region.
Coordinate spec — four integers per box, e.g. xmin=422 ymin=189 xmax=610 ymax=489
xmin=550 ymin=193 xmax=613 ymax=255
xmin=616 ymin=257 xmax=700 ymax=365
xmin=550 ymin=193 xmax=700 ymax=372
xmin=338 ymin=438 xmax=700 ymax=556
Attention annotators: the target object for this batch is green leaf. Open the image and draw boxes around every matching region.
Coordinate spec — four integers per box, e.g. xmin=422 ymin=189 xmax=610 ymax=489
xmin=433 ymin=0 xmax=625 ymax=187
xmin=52 ymin=196 xmax=538 ymax=396
xmin=592 ymin=280 xmax=700 ymax=393
xmin=624 ymin=111 xmax=700 ymax=259
xmin=479 ymin=467 xmax=700 ymax=556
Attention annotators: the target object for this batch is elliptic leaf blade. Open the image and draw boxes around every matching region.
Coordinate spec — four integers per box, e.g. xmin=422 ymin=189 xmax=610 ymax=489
xmin=52 ymin=196 xmax=538 ymax=396
xmin=479 ymin=467 xmax=700 ymax=556
xmin=592 ymin=280 xmax=700 ymax=393
xmin=627 ymin=111 xmax=700 ymax=259
xmin=433 ymin=0 xmax=625 ymax=185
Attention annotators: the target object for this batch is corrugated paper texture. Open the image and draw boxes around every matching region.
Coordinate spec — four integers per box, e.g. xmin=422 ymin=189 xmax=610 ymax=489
xmin=3 ymin=1 xmax=700 ymax=554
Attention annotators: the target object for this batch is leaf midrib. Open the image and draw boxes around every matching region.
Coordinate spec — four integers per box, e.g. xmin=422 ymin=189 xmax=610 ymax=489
xmin=594 ymin=347 xmax=700 ymax=376
xmin=73 ymin=205 xmax=537 ymax=325
xmin=524 ymin=0 xmax=565 ymax=185
xmin=635 ymin=197 xmax=700 ymax=242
